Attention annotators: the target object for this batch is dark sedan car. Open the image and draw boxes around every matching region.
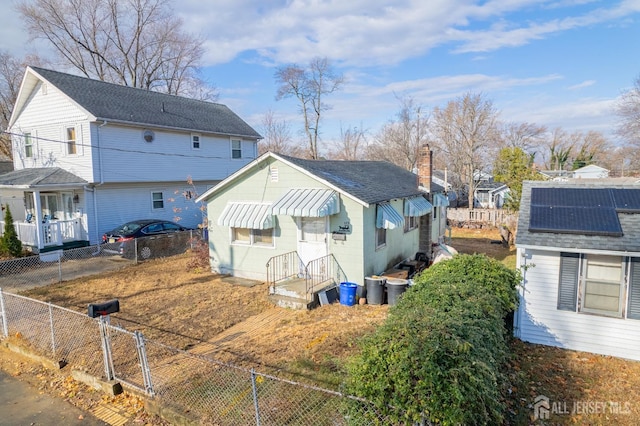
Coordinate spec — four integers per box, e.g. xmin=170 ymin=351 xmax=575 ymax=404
xmin=102 ymin=219 xmax=192 ymax=259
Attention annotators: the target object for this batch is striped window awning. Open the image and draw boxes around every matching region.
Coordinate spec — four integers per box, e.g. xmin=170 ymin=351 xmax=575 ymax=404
xmin=404 ymin=196 xmax=433 ymax=217
xmin=218 ymin=202 xmax=274 ymax=229
xmin=376 ymin=202 xmax=404 ymax=229
xmin=271 ymin=189 xmax=340 ymax=217
xmin=433 ymin=193 xmax=450 ymax=207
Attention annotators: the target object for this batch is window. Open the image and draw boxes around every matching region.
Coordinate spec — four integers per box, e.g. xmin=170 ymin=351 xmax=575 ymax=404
xmin=66 ymin=126 xmax=77 ymax=154
xmin=301 ymin=218 xmax=325 ymax=242
xmin=25 ymin=132 xmax=33 ymax=158
xmin=376 ymin=227 xmax=386 ymax=249
xmin=231 ymin=227 xmax=273 ymax=247
xmin=192 ymin=134 xmax=200 ymax=150
xmin=558 ymin=253 xmax=633 ymax=319
xmin=231 ymin=139 xmax=242 ymax=159
xmin=581 ymin=255 xmax=624 ymax=317
xmin=152 ymin=192 xmax=164 ymax=209
xmin=404 ymin=216 xmax=418 ymax=232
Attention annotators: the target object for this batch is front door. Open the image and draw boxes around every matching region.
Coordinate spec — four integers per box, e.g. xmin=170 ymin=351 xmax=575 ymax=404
xmin=297 ymin=217 xmax=328 ymax=265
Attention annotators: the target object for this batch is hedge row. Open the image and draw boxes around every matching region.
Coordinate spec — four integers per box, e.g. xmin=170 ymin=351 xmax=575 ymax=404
xmin=345 ymin=254 xmax=520 ymax=425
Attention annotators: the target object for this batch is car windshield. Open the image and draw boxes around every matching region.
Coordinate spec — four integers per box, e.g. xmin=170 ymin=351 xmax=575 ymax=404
xmin=114 ymin=222 xmax=145 ymax=236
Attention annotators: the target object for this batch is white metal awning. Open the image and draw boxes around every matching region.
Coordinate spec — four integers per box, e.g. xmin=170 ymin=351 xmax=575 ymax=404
xmin=376 ymin=202 xmax=404 ymax=229
xmin=433 ymin=193 xmax=450 ymax=207
xmin=271 ymin=189 xmax=340 ymax=217
xmin=218 ymin=202 xmax=274 ymax=229
xmin=404 ymin=196 xmax=433 ymax=217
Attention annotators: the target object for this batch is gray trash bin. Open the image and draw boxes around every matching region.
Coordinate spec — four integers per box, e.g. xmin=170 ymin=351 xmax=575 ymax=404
xmin=365 ymin=276 xmax=386 ymax=305
xmin=386 ymin=278 xmax=409 ymax=306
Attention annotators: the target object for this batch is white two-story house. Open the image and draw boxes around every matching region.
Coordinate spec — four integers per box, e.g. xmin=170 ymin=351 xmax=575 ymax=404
xmin=1 ymin=66 xmax=261 ymax=251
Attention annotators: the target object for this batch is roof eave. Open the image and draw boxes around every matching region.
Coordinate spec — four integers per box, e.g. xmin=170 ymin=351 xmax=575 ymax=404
xmin=517 ymin=243 xmax=640 ymax=257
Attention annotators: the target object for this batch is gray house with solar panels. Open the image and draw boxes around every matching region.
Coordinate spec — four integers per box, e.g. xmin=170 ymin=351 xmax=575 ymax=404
xmin=514 ymin=179 xmax=640 ymax=360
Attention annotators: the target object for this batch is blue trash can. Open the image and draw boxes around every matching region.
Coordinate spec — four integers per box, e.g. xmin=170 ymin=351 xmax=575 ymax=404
xmin=339 ymin=282 xmax=358 ymax=306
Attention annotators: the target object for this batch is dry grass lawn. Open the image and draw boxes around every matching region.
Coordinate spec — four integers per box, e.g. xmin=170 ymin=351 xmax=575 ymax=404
xmin=5 ymin=228 xmax=640 ymax=424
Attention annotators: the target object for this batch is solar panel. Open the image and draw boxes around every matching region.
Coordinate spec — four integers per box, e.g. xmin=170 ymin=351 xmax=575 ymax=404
xmin=529 ymin=205 xmax=623 ymax=236
xmin=611 ymin=189 xmax=640 ymax=213
xmin=530 ymin=187 xmax=612 ymax=207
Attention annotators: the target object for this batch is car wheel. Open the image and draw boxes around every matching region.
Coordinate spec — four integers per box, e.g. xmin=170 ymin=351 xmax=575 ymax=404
xmin=140 ymin=246 xmax=152 ymax=260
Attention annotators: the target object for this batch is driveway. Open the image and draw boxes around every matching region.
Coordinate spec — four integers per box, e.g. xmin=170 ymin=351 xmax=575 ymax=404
xmin=0 ymin=369 xmax=108 ymax=425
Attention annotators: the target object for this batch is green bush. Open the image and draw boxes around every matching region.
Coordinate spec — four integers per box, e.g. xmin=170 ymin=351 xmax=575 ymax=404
xmin=345 ymin=254 xmax=520 ymax=425
xmin=0 ymin=205 xmax=22 ymax=257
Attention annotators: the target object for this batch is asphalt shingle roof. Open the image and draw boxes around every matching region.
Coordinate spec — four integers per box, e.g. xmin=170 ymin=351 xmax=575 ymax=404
xmin=516 ymin=179 xmax=640 ymax=252
xmin=30 ymin=67 xmax=261 ymax=139
xmin=0 ymin=168 xmax=87 ymax=187
xmin=279 ymin=154 xmax=425 ymax=204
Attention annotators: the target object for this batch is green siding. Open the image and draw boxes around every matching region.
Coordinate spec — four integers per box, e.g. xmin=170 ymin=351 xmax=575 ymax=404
xmin=205 ymin=157 xmax=421 ymax=283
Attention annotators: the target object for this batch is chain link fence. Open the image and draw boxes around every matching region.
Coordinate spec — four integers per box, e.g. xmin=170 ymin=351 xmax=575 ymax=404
xmin=0 ymin=290 xmax=396 ymax=425
xmin=0 ymin=230 xmax=201 ymax=293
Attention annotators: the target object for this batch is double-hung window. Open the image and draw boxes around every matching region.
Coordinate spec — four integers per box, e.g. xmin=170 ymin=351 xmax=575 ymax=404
xmin=558 ymin=253 xmax=637 ymax=319
xmin=192 ymin=134 xmax=200 ymax=150
xmin=25 ymin=132 xmax=34 ymax=158
xmin=404 ymin=216 xmax=418 ymax=232
xmin=66 ymin=126 xmax=77 ymax=155
xmin=231 ymin=139 xmax=242 ymax=159
xmin=152 ymin=192 xmax=164 ymax=210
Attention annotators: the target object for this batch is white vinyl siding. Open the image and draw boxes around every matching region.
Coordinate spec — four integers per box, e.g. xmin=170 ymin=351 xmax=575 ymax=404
xmin=516 ymin=248 xmax=640 ymax=361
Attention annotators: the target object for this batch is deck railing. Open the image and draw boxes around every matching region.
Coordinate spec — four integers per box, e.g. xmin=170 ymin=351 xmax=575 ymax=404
xmin=266 ymin=251 xmax=306 ymax=294
xmin=305 ymin=254 xmax=346 ymax=300
xmin=0 ymin=219 xmax=82 ymax=248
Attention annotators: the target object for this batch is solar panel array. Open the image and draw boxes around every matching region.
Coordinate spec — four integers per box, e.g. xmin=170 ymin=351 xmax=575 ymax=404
xmin=529 ymin=187 xmax=640 ymax=236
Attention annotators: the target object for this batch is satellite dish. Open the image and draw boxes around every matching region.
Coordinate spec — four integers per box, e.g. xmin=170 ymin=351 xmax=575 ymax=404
xmin=143 ymin=130 xmax=155 ymax=143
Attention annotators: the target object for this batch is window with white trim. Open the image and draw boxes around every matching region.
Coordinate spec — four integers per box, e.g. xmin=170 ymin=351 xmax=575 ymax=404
xmin=24 ymin=132 xmax=34 ymax=158
xmin=66 ymin=126 xmax=77 ymax=155
xmin=231 ymin=139 xmax=242 ymax=159
xmin=192 ymin=134 xmax=200 ymax=150
xmin=152 ymin=191 xmax=164 ymax=210
xmin=231 ymin=227 xmax=274 ymax=247
xmin=558 ymin=253 xmax=639 ymax=319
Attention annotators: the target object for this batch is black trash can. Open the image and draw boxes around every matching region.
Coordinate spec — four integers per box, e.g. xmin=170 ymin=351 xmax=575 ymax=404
xmin=365 ymin=276 xmax=386 ymax=305
xmin=386 ymin=278 xmax=409 ymax=306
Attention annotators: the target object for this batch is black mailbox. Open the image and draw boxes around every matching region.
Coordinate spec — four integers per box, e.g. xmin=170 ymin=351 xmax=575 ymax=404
xmin=88 ymin=299 xmax=120 ymax=318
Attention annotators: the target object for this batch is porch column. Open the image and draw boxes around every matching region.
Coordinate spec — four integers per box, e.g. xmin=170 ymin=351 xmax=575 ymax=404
xmin=32 ymin=191 xmax=44 ymax=249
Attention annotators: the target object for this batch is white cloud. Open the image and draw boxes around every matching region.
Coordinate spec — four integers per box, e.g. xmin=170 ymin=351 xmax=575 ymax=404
xmin=568 ymin=80 xmax=596 ymax=90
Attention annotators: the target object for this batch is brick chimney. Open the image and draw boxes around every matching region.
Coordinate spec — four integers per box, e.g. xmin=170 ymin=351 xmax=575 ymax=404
xmin=418 ymin=144 xmax=432 ymax=192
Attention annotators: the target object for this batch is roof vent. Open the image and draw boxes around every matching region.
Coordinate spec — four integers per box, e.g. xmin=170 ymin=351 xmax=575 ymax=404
xmin=143 ymin=129 xmax=155 ymax=143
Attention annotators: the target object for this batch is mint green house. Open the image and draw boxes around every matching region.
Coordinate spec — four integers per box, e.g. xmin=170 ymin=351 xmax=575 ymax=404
xmin=196 ymin=151 xmax=441 ymax=306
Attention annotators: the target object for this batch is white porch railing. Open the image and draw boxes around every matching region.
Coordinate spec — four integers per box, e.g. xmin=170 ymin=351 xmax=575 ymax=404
xmin=0 ymin=219 xmax=81 ymax=247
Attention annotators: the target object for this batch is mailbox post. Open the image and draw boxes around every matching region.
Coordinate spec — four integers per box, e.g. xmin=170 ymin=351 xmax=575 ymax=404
xmin=88 ymin=299 xmax=119 ymax=381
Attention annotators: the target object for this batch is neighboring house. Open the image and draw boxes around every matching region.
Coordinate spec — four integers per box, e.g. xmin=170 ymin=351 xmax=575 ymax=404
xmin=514 ymin=179 xmax=640 ymax=361
xmin=538 ymin=165 xmax=610 ymax=181
xmin=432 ymin=169 xmax=461 ymax=207
xmin=2 ymin=66 xmax=260 ymax=251
xmin=474 ymin=180 xmax=509 ymax=209
xmin=196 ymin=146 xmax=446 ymax=302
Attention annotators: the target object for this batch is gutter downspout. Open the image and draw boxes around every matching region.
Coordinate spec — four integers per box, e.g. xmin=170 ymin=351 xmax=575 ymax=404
xmin=91 ymin=120 xmax=107 ymax=251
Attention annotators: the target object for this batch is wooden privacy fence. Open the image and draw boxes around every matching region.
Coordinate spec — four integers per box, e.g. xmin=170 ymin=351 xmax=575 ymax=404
xmin=447 ymin=208 xmax=517 ymax=228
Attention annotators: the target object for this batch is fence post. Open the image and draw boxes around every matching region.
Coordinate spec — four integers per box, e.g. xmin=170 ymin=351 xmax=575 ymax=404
xmin=57 ymin=253 xmax=62 ymax=283
xmin=251 ymin=369 xmax=261 ymax=426
xmin=99 ymin=316 xmax=115 ymax=380
xmin=49 ymin=302 xmax=57 ymax=357
xmin=134 ymin=331 xmax=155 ymax=396
xmin=0 ymin=288 xmax=8 ymax=338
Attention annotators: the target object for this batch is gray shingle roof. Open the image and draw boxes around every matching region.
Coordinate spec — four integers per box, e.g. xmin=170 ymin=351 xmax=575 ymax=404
xmin=30 ymin=67 xmax=261 ymax=139
xmin=516 ymin=180 xmax=640 ymax=252
xmin=0 ymin=167 xmax=87 ymax=187
xmin=279 ymin=154 xmax=425 ymax=204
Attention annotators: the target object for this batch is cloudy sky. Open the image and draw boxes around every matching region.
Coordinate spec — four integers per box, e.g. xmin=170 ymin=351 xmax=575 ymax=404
xmin=3 ymin=0 xmax=640 ymax=147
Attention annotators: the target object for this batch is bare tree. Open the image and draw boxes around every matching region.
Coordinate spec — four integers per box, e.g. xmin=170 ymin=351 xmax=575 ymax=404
xmin=616 ymin=74 xmax=640 ymax=146
xmin=499 ymin=121 xmax=547 ymax=161
xmin=327 ymin=124 xmax=368 ymax=160
xmin=0 ymin=51 xmax=47 ymax=159
xmin=368 ymin=96 xmax=429 ymax=170
xmin=258 ymin=110 xmax=301 ymax=156
xmin=17 ymin=0 xmax=217 ymax=100
xmin=275 ymin=57 xmax=344 ymax=159
xmin=429 ymin=92 xmax=499 ymax=207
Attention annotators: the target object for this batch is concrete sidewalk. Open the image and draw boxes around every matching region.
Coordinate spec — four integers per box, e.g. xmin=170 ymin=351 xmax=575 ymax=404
xmin=0 ymin=369 xmax=108 ymax=426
